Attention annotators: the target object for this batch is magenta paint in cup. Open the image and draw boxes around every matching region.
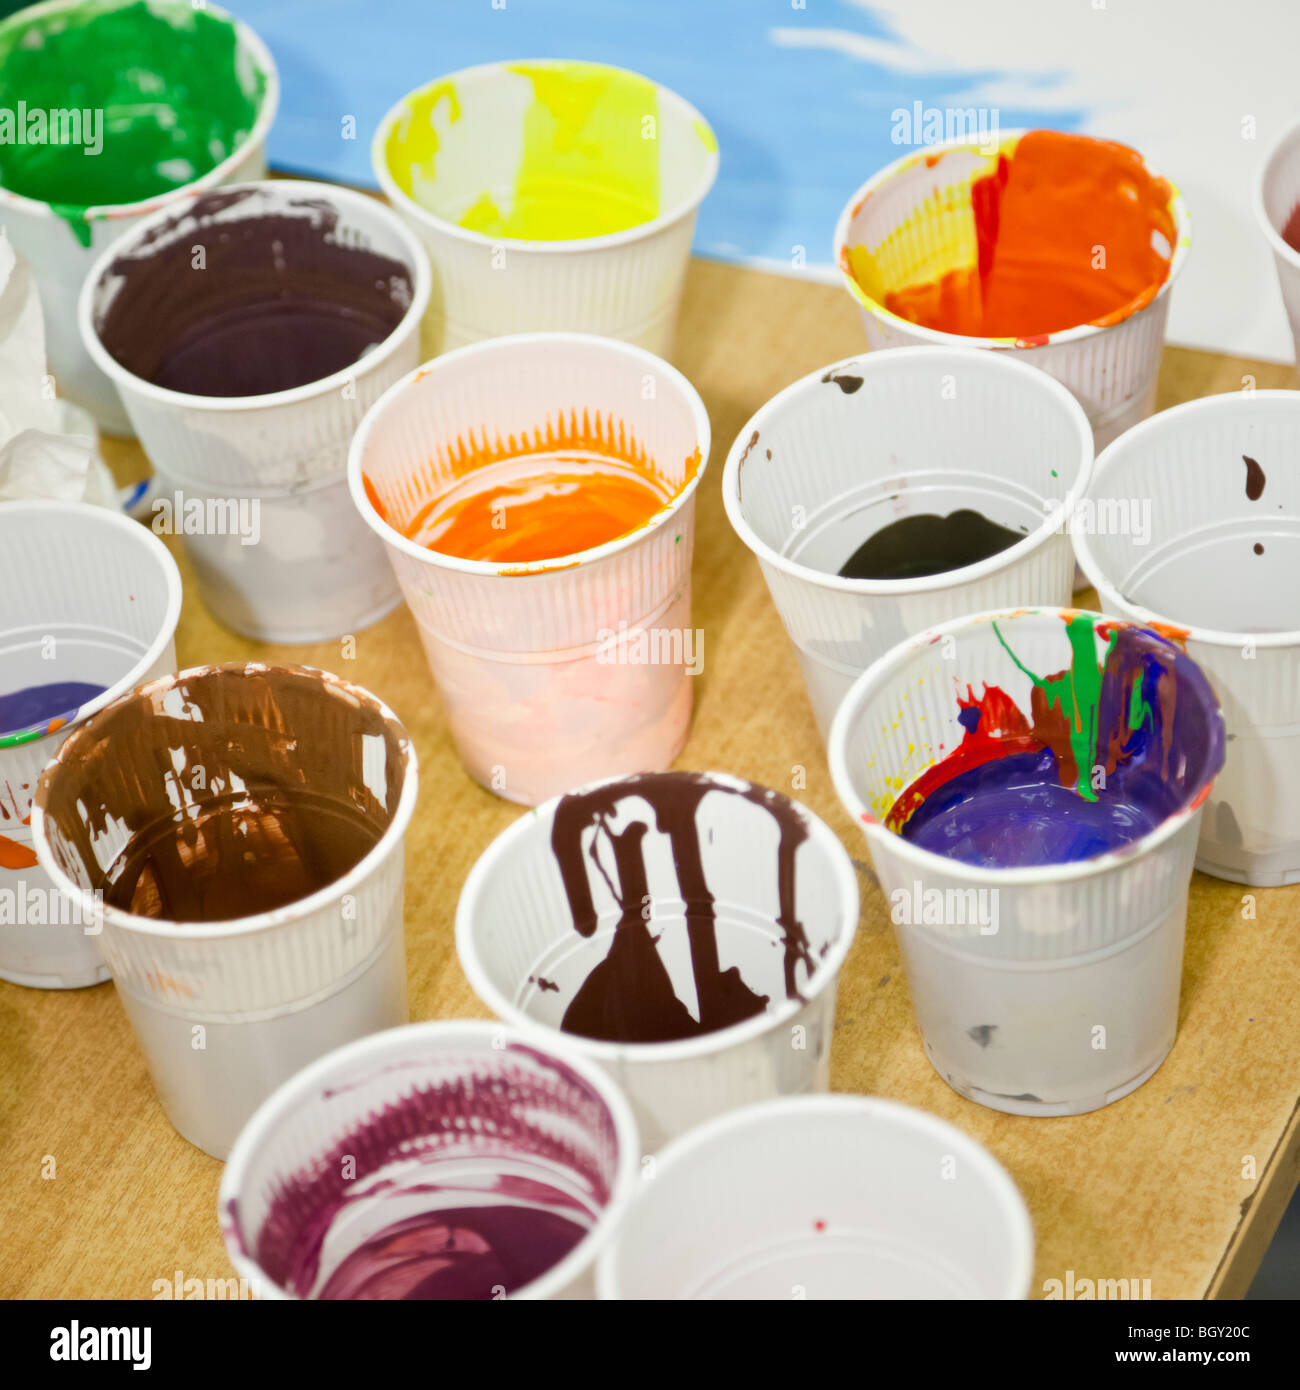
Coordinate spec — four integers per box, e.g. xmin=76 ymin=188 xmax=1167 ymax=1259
xmin=349 ymin=333 xmax=710 ymax=806
xmin=219 ymin=1021 xmax=639 ymax=1300
xmin=31 ymin=663 xmax=418 ymax=1157
xmin=0 ymin=500 xmax=181 ymax=988
xmin=456 ymin=771 xmax=860 ymax=1149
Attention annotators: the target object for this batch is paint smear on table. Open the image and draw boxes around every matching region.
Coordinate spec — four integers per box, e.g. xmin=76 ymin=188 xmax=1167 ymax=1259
xmin=375 ymin=413 xmax=698 ymax=564
xmin=884 ymin=614 xmax=1224 ymax=868
xmin=0 ymin=0 xmax=266 ymax=243
xmin=383 ymin=60 xmax=662 ymax=240
xmin=850 ymin=130 xmax=1176 ymax=340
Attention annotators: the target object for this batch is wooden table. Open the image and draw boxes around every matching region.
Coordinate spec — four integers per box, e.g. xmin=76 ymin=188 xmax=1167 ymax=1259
xmin=2 ymin=258 xmax=1298 ymax=1300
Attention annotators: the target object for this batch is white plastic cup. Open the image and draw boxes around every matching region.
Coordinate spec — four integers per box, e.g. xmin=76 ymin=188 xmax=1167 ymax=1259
xmin=834 ymin=131 xmax=1190 ymax=451
xmin=829 ymin=608 xmax=1224 ymax=1116
xmin=78 ymin=180 xmax=431 ymax=642
xmin=0 ymin=0 xmax=279 ymax=435
xmin=455 ymin=771 xmax=860 ymax=1151
xmin=0 ymin=501 xmax=180 ymax=988
xmin=596 ymin=1095 xmax=1033 ymax=1299
xmin=31 ymin=663 xmax=418 ymax=1157
xmin=350 ymin=332 xmax=710 ymax=806
xmin=1074 ymin=391 xmax=1300 ymax=886
xmin=1255 ymin=115 xmax=1300 ymax=368
xmin=722 ymin=346 xmax=1094 ymax=739
xmin=372 ymin=59 xmax=718 ymax=360
xmin=219 ymin=1021 xmax=639 ymax=1301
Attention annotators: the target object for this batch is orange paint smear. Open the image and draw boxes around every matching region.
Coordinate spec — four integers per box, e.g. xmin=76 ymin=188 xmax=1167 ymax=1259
xmin=883 ymin=131 xmax=1176 ymax=339
xmin=376 ymin=410 xmax=699 ymax=565
xmin=0 ymin=832 xmax=39 ymax=869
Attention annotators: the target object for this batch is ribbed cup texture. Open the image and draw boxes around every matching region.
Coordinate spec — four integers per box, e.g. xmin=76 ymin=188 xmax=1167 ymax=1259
xmin=1078 ymin=391 xmax=1300 ymax=884
xmin=356 ymin=336 xmax=708 ymax=804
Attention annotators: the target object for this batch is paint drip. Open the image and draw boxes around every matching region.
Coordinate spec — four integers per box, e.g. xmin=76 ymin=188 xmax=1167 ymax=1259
xmin=548 ymin=772 xmax=816 ymax=1043
xmin=838 ymin=510 xmax=1025 ymax=580
xmin=861 ymin=130 xmax=1176 ymax=340
xmin=94 ymin=189 xmax=413 ymax=397
xmin=35 ymin=665 xmax=411 ymax=924
xmin=885 ymin=614 xmax=1224 ymax=868
xmin=0 ymin=0 xmax=266 ymax=244
xmin=248 ymin=1043 xmax=615 ymax=1300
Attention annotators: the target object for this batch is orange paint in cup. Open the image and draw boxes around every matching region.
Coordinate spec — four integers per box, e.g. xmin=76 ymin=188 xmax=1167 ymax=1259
xmin=883 ymin=130 xmax=1176 ymax=340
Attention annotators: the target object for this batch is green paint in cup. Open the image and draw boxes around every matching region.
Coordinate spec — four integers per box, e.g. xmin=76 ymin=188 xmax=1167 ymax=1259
xmin=0 ymin=0 xmax=268 ymax=244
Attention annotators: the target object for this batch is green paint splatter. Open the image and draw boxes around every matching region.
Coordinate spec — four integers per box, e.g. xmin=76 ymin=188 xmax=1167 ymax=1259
xmin=993 ymin=612 xmax=1117 ymax=802
xmin=0 ymin=0 xmax=266 ymax=242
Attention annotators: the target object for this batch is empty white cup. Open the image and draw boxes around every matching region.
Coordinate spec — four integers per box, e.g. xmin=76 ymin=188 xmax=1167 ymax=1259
xmin=596 ymin=1096 xmax=1033 ymax=1299
xmin=829 ymin=608 xmax=1224 ymax=1115
xmin=79 ymin=180 xmax=432 ymax=641
xmin=373 ymin=58 xmax=718 ymax=359
xmin=456 ymin=771 xmax=860 ymax=1150
xmin=1074 ymin=391 xmax=1300 ymax=885
xmin=0 ymin=501 xmax=180 ymax=987
xmin=834 ymin=130 xmax=1189 ymax=450
xmin=722 ymin=345 xmax=1093 ymax=739
xmin=31 ymin=663 xmax=418 ymax=1157
xmin=220 ymin=1021 xmax=639 ymax=1300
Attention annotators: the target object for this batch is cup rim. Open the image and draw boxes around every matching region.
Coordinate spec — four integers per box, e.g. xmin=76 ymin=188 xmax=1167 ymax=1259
xmin=594 ymin=1093 xmax=1035 ymax=1300
xmin=217 ymin=1019 xmax=642 ymax=1301
xmin=0 ymin=499 xmax=182 ymax=751
xmin=827 ymin=605 xmax=1224 ymax=887
xmin=1073 ymin=390 xmax=1300 ymax=649
xmin=454 ymin=769 xmax=861 ymax=1064
xmin=832 ymin=127 xmax=1191 ymax=349
xmin=29 ymin=661 xmax=420 ymax=939
xmin=1254 ymin=113 xmax=1300 ymax=270
xmin=77 ymin=178 xmax=434 ymax=414
xmin=0 ymin=0 xmax=280 ymax=225
xmin=347 ymin=330 xmax=712 ymax=576
xmin=370 ymin=57 xmax=719 ymax=254
xmin=721 ymin=344 xmax=1094 ymax=596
